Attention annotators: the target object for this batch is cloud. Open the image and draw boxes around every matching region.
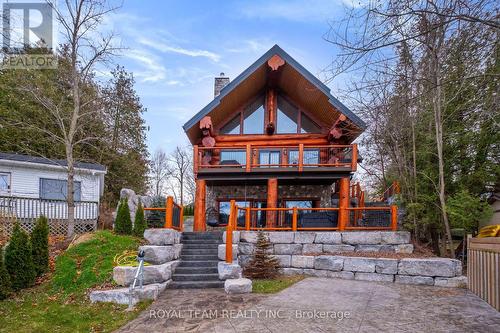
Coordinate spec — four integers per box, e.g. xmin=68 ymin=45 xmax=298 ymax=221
xmin=138 ymin=37 xmax=220 ymax=62
xmin=226 ymin=38 xmax=274 ymax=54
xmin=123 ymin=49 xmax=167 ymax=82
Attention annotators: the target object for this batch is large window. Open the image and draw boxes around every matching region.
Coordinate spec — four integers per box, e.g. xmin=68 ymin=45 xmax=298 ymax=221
xmin=220 ymin=115 xmax=240 ymax=135
xmin=243 ymin=96 xmax=265 ymax=134
xmin=277 ymin=96 xmax=321 ymax=134
xmin=40 ymin=178 xmax=81 ymax=201
xmin=277 ymin=96 xmax=299 ymax=133
xmin=218 ymin=200 xmax=250 ymax=225
xmin=259 ymin=150 xmax=281 ymax=167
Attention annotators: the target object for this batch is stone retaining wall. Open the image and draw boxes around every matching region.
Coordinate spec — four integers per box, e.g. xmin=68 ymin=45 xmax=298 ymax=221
xmin=220 ymin=231 xmax=467 ymax=288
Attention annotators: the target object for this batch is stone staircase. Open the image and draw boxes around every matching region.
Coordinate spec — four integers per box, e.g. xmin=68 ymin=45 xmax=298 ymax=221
xmin=170 ymin=232 xmax=225 ymax=289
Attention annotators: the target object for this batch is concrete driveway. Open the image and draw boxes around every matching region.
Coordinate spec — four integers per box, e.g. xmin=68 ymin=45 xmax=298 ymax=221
xmin=116 ymin=278 xmax=500 ymax=333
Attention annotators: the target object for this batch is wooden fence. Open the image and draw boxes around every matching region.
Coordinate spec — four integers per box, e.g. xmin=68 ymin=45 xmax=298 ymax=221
xmin=467 ymin=237 xmax=500 ymax=311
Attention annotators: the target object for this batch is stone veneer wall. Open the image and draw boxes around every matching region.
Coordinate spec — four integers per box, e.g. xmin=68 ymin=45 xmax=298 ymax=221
xmin=220 ymin=231 xmax=467 ymax=288
xmin=206 ymin=184 xmax=333 ymax=211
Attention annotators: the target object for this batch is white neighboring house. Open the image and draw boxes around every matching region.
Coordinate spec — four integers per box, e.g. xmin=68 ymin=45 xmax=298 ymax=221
xmin=0 ymin=152 xmax=106 ymax=232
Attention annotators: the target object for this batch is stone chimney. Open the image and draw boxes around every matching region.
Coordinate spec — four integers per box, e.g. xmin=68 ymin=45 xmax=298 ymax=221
xmin=214 ymin=72 xmax=230 ymax=97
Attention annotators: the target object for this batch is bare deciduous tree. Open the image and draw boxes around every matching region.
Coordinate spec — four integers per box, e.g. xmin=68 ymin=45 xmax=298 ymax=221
xmin=149 ymin=149 xmax=170 ymax=197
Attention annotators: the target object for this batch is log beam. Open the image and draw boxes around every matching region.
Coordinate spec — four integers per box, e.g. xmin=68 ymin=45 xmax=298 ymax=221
xmin=266 ymin=178 xmax=278 ymax=228
xmin=194 ymin=179 xmax=206 ymax=231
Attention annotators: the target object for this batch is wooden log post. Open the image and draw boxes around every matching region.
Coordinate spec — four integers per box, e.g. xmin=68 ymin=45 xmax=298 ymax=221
xmin=179 ymin=205 xmax=184 ymax=232
xmin=194 ymin=179 xmax=206 ymax=232
xmin=338 ymin=177 xmax=350 ymax=230
xmin=292 ymin=207 xmax=298 ymax=231
xmin=390 ymin=205 xmax=398 ymax=231
xmin=245 ymin=207 xmax=251 ymax=230
xmin=226 ymin=200 xmax=235 ymax=263
xmin=351 ymin=143 xmax=358 ymax=171
xmin=246 ymin=144 xmax=251 ymax=172
xmin=266 ymin=178 xmax=278 ymax=228
xmin=164 ymin=196 xmax=174 ymax=229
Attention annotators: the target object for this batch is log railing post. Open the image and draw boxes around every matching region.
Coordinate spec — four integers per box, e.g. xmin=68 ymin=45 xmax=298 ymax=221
xmin=164 ymin=196 xmax=174 ymax=229
xmin=298 ymin=143 xmax=304 ymax=172
xmin=292 ymin=207 xmax=298 ymax=231
xmin=338 ymin=177 xmax=350 ymax=230
xmin=351 ymin=143 xmax=358 ymax=171
xmin=193 ymin=145 xmax=199 ymax=177
xmin=246 ymin=144 xmax=251 ymax=172
xmin=245 ymin=207 xmax=251 ymax=230
xmin=390 ymin=205 xmax=398 ymax=231
xmin=226 ymin=200 xmax=235 ymax=263
xmin=179 ymin=205 xmax=184 ymax=232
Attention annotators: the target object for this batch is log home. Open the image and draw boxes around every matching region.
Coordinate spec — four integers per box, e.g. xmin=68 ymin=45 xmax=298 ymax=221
xmin=183 ymin=45 xmax=396 ymax=232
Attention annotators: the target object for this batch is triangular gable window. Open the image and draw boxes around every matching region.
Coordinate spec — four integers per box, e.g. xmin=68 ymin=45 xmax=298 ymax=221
xmin=220 ymin=114 xmax=240 ymax=135
xmin=300 ymin=113 xmax=321 ymax=133
xmin=243 ymin=95 xmax=265 ymax=134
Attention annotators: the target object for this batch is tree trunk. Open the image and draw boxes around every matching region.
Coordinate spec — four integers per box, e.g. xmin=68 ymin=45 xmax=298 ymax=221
xmin=66 ymin=145 xmax=75 ymax=238
xmin=432 ymin=53 xmax=454 ymax=258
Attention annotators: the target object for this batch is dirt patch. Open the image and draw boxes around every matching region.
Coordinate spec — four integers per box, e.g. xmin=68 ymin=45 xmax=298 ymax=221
xmin=68 ymin=232 xmax=95 ymax=248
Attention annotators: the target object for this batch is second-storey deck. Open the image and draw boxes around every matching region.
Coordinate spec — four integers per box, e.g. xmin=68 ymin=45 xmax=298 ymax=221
xmin=194 ymin=143 xmax=358 ymax=177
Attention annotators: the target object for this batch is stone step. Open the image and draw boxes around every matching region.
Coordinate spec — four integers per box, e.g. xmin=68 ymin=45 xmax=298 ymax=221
xmin=172 ymin=273 xmax=220 ymax=281
xmin=180 ymin=254 xmax=219 ymax=261
xmin=181 ymin=240 xmax=221 ymax=244
xmin=182 ymin=249 xmax=218 ymax=255
xmin=181 ymin=243 xmax=219 ymax=249
xmin=175 ymin=266 xmax=218 ymax=274
xmin=178 ymin=260 xmax=219 ymax=268
xmin=89 ymin=282 xmax=169 ymax=305
xmin=168 ymin=280 xmax=225 ymax=289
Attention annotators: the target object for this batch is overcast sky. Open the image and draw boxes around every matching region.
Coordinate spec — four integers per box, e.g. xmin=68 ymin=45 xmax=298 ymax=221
xmin=100 ymin=0 xmax=358 ymax=154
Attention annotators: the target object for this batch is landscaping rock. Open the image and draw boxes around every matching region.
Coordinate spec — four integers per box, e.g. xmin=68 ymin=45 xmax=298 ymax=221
xmin=281 ymin=268 xmax=304 ymax=276
xmin=343 ymin=257 xmax=376 ymax=273
xmin=238 ymin=243 xmax=255 ymax=255
xmin=139 ymin=245 xmax=175 ymax=265
xmin=274 ymin=244 xmax=302 ymax=255
xmin=323 ymin=244 xmax=355 ymax=253
xmin=398 ymin=258 xmax=460 ymax=277
xmin=291 ymin=255 xmax=315 ymax=268
xmin=354 ymin=272 xmax=394 ymax=282
xmin=380 ymin=231 xmax=411 ymax=245
xmin=144 ymin=229 xmax=180 ymax=245
xmin=395 ymin=244 xmax=414 ymax=254
xmin=240 ymin=231 xmax=259 ymax=243
xmin=302 ymin=243 xmax=323 ymax=254
xmin=113 ymin=262 xmax=175 ymax=286
xmin=434 ymin=276 xmax=467 ymax=288
xmin=314 ymin=256 xmax=343 ymax=271
xmin=294 ymin=232 xmax=316 ymax=243
xmin=224 ymin=278 xmax=252 ymax=294
xmin=218 ymin=262 xmax=242 ymax=280
xmin=173 ymin=244 xmax=183 ymax=259
xmin=218 ymin=244 xmax=238 ymax=261
xmin=89 ymin=282 xmax=168 ymax=305
xmin=238 ymin=255 xmax=252 ymax=267
xmin=395 ymin=275 xmax=434 ymax=286
xmin=268 ymin=232 xmax=294 ymax=244
xmin=342 ymin=232 xmax=382 ymax=245
xmin=274 ymin=255 xmax=292 ymax=267
xmin=355 ymin=245 xmax=391 ymax=252
xmin=314 ymin=232 xmax=342 ymax=244
xmin=223 ymin=231 xmax=240 ymax=244
xmin=375 ymin=259 xmax=399 ymax=275
xmin=304 ymin=269 xmax=355 ymax=280
xmin=355 ymin=272 xmax=394 ymax=282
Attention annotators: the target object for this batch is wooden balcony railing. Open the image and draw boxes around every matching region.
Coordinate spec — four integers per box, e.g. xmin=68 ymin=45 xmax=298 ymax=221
xmin=195 ymin=144 xmax=357 ymax=174
xmin=144 ymin=196 xmax=184 ymax=231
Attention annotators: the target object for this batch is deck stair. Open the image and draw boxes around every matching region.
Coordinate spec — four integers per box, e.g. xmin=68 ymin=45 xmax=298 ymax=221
xmin=169 ymin=232 xmax=224 ymax=289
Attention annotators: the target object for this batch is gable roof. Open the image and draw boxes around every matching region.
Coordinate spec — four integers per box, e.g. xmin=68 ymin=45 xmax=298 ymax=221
xmin=183 ymin=44 xmax=366 ymax=143
xmin=0 ymin=152 xmax=107 ymax=172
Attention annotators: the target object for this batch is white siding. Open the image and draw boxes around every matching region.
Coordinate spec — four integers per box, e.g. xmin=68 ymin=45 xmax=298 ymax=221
xmin=0 ymin=163 xmax=101 ymax=202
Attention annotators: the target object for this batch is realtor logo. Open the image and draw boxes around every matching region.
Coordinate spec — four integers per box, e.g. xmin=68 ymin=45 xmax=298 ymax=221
xmin=1 ymin=1 xmax=57 ymax=69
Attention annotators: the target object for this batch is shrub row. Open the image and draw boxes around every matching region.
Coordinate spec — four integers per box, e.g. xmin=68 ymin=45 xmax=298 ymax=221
xmin=0 ymin=216 xmax=49 ymax=300
xmin=114 ymin=199 xmax=146 ymax=237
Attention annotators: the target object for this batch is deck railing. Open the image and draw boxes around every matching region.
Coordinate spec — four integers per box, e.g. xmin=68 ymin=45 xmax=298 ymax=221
xmin=144 ymin=196 xmax=184 ymax=231
xmin=467 ymin=237 xmax=500 ymax=311
xmin=195 ymin=144 xmax=357 ymax=174
xmin=225 ymin=200 xmax=398 ymax=262
xmin=0 ymin=195 xmax=98 ymax=236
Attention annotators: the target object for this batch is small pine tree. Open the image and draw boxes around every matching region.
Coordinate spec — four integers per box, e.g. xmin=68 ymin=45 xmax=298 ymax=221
xmin=115 ymin=198 xmax=132 ymax=234
xmin=243 ymin=231 xmax=280 ymax=279
xmin=0 ymin=248 xmax=12 ymax=300
xmin=133 ymin=201 xmax=147 ymax=237
xmin=31 ymin=216 xmax=49 ymax=276
xmin=5 ymin=223 xmax=36 ymax=290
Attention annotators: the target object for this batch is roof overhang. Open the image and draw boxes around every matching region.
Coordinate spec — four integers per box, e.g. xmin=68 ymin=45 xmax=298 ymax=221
xmin=183 ymin=45 xmax=366 ymax=144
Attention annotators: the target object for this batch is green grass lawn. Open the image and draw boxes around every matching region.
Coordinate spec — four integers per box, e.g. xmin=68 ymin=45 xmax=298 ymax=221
xmin=252 ymin=275 xmax=305 ymax=294
xmin=0 ymin=231 xmax=150 ymax=333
